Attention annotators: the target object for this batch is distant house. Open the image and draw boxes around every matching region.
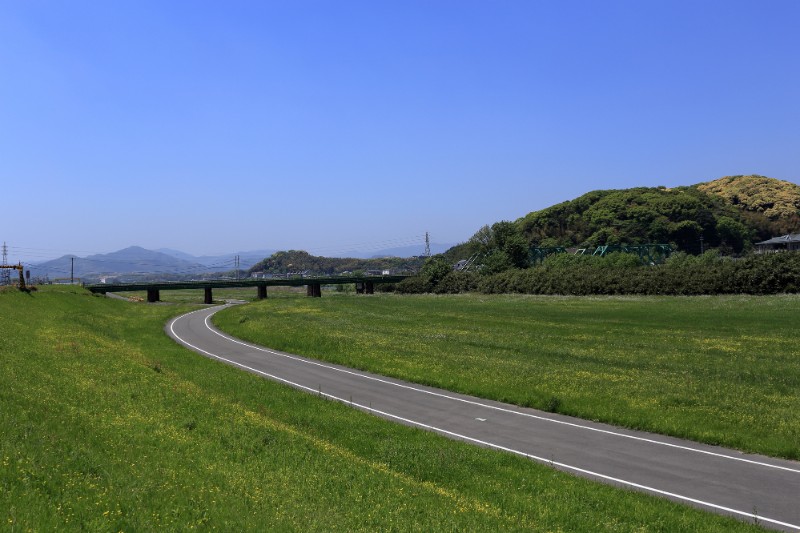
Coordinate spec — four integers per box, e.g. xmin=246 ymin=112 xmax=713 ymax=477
xmin=756 ymin=233 xmax=800 ymax=253
xmin=365 ymin=269 xmax=391 ymax=276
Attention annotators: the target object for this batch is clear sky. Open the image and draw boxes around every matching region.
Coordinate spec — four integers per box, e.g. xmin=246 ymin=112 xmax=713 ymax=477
xmin=2 ymin=0 xmax=798 ymax=261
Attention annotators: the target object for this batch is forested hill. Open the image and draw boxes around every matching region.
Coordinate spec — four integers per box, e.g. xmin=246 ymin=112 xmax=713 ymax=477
xmin=248 ymin=250 xmax=424 ymax=276
xmin=513 ymin=175 xmax=800 ymax=254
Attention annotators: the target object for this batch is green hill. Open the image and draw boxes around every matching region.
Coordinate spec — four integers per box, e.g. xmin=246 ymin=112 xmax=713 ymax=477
xmin=248 ymin=250 xmax=422 ymax=276
xmin=513 ymin=175 xmax=799 ymax=255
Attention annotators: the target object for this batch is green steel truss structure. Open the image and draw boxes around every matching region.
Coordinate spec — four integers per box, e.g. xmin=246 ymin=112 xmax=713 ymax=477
xmin=529 ymin=247 xmax=569 ymax=265
xmin=530 ymin=244 xmax=673 ymax=265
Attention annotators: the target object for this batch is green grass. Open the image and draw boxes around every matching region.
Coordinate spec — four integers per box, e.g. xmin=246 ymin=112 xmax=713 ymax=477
xmin=0 ymin=286 xmax=764 ymax=531
xmin=111 ymin=285 xmax=308 ymax=304
xmin=215 ymin=292 xmax=800 ymax=460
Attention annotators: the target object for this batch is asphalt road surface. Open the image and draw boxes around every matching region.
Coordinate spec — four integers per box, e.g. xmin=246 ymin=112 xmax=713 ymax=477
xmin=167 ymin=304 xmax=800 ymax=531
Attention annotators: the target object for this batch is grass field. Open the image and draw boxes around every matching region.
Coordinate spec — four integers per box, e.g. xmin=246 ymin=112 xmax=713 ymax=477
xmin=110 ymin=285 xmax=309 ymax=304
xmin=215 ymin=292 xmax=800 ymax=460
xmin=0 ymin=286 xmax=764 ymax=531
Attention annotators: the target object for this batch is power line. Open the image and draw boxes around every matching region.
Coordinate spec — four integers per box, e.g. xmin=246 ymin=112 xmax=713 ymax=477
xmin=8 ymin=235 xmax=434 ymax=264
xmin=305 ymin=235 xmax=428 ymax=257
xmin=22 ymin=256 xmax=240 ymax=279
xmin=10 ymin=235 xmax=432 ymax=279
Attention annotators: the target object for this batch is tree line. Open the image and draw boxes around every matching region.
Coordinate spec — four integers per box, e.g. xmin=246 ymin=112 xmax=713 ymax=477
xmin=248 ymin=250 xmax=424 ymax=277
xmin=390 ymin=251 xmax=800 ymax=295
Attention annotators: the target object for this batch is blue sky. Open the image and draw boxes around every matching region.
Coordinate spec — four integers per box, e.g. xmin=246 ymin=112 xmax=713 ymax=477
xmin=2 ymin=1 xmax=798 ymax=260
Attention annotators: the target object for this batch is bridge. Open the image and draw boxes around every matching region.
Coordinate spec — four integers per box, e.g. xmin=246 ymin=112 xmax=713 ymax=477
xmin=85 ymin=275 xmax=409 ymax=303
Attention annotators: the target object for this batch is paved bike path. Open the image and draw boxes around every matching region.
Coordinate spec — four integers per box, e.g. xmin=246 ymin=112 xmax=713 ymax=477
xmin=167 ymin=304 xmax=800 ymax=531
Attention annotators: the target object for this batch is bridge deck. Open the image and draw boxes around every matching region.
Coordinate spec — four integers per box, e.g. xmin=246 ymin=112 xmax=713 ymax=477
xmin=86 ymin=275 xmax=409 ymax=294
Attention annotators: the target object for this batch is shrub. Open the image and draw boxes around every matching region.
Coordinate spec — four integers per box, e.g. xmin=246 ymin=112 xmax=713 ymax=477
xmin=434 ymin=271 xmax=480 ymax=294
xmin=395 ymin=276 xmax=430 ymax=294
xmin=472 ymin=252 xmax=800 ymax=296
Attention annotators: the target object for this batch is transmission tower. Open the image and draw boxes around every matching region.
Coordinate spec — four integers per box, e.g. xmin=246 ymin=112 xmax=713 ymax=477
xmin=1 ymin=242 xmax=10 ymax=286
xmin=424 ymin=232 xmax=431 ymax=257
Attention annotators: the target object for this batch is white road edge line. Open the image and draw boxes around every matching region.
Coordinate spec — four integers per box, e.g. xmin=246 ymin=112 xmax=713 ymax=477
xmin=198 ymin=305 xmax=800 ymax=475
xmin=166 ymin=308 xmax=800 ymax=531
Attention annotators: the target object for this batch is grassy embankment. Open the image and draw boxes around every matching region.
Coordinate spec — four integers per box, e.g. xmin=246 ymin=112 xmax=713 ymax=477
xmin=0 ymin=286 xmax=762 ymax=531
xmin=215 ymin=292 xmax=800 ymax=460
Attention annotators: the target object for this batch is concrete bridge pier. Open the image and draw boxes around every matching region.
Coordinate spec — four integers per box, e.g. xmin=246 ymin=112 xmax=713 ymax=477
xmin=257 ymin=284 xmax=268 ymax=299
xmin=204 ymin=287 xmax=213 ymax=304
xmin=306 ymin=283 xmax=322 ymax=297
xmin=355 ymin=282 xmax=374 ymax=295
xmin=147 ymin=289 xmax=160 ymax=303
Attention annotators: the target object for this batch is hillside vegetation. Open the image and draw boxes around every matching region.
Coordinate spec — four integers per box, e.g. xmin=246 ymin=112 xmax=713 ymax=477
xmin=518 ymin=185 xmax=750 ymax=253
xmin=518 ymin=175 xmax=800 ymax=253
xmin=4 ymin=287 xmax=758 ymax=531
xmin=248 ymin=250 xmax=423 ymax=277
xmin=432 ymin=175 xmax=800 ymax=288
xmin=697 ymin=175 xmax=800 ymax=236
xmin=411 ymin=251 xmax=800 ymax=296
xmin=444 ymin=176 xmax=799 ymax=267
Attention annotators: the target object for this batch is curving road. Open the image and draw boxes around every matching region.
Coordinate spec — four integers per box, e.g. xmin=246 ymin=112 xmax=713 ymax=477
xmin=167 ymin=304 xmax=800 ymax=531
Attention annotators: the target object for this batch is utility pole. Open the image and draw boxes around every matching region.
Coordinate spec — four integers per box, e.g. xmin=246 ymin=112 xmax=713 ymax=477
xmin=424 ymin=232 xmax=431 ymax=257
xmin=71 ymin=257 xmax=74 ymax=284
xmin=1 ymin=242 xmax=9 ymax=285
xmin=700 ymin=235 xmax=705 ymax=255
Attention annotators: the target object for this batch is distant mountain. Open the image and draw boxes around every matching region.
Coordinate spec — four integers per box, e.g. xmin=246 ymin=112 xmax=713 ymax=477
xmin=154 ymin=248 xmax=201 ymax=262
xmin=27 ymin=242 xmax=446 ymax=283
xmin=369 ymin=243 xmax=453 ymax=258
xmin=156 ymin=248 xmax=276 ymax=269
xmin=330 ymin=243 xmax=455 ymax=259
xmin=32 ymin=246 xmax=206 ymax=280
